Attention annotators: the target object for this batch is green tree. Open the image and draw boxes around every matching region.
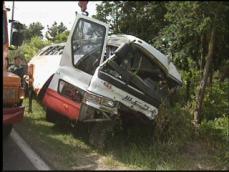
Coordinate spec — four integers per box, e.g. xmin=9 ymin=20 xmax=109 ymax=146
xmin=53 ymin=31 xmax=70 ymax=43
xmin=153 ymin=2 xmax=229 ymax=124
xmin=23 ymin=22 xmax=44 ymax=41
xmin=119 ymin=1 xmax=167 ymax=43
xmin=93 ymin=1 xmax=122 ymax=34
xmin=93 ymin=1 xmax=167 ymax=43
xmin=45 ymin=22 xmax=67 ymax=41
xmin=193 ymin=2 xmax=229 ymax=125
xmin=94 ymin=1 xmax=229 ymax=124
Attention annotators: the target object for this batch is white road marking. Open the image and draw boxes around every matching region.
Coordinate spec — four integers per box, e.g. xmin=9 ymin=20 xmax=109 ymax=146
xmin=11 ymin=129 xmax=51 ymax=170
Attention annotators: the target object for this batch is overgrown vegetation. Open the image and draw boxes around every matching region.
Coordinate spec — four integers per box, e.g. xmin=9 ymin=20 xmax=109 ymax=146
xmin=16 ymin=97 xmax=228 ymax=170
xmin=92 ymin=3 xmax=229 ymax=169
xmin=94 ymin=1 xmax=229 ymax=124
xmin=103 ymin=93 xmax=228 ymax=169
xmin=9 ymin=36 xmax=51 ymax=63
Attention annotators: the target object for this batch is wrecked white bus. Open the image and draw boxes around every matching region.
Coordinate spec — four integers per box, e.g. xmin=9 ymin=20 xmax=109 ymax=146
xmin=28 ymin=13 xmax=182 ymax=146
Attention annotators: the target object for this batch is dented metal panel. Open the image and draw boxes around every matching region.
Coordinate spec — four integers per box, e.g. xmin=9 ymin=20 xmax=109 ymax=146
xmin=86 ymin=35 xmax=182 ymax=120
xmin=28 ymin=43 xmax=65 ymax=94
xmin=107 ymin=34 xmax=182 ymax=85
xmin=87 ymin=69 xmax=158 ymax=120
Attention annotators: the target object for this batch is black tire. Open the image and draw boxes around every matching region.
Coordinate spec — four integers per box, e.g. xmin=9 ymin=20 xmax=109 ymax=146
xmin=89 ymin=121 xmax=116 ymax=149
xmin=3 ymin=125 xmax=13 ymax=139
xmin=46 ymin=108 xmax=56 ymax=123
xmin=38 ymin=75 xmax=53 ymax=101
xmin=73 ymin=122 xmax=93 ymax=140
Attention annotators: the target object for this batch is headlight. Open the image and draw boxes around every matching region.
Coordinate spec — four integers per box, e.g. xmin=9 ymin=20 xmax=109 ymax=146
xmin=19 ymin=87 xmax=25 ymax=99
xmin=84 ymin=92 xmax=101 ymax=104
xmin=3 ymin=87 xmax=18 ymax=105
xmin=101 ymin=98 xmax=115 ymax=108
xmin=58 ymin=79 xmax=82 ymax=102
xmin=84 ymin=92 xmax=116 ymax=108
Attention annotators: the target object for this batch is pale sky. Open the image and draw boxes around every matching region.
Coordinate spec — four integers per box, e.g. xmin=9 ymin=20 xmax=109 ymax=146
xmin=5 ymin=1 xmax=101 ymax=38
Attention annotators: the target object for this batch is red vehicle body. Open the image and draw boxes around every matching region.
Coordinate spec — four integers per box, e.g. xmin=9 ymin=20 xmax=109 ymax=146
xmin=3 ymin=2 xmax=24 ymax=138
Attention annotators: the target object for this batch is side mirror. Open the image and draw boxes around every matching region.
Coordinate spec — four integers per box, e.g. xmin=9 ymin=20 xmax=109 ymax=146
xmin=11 ymin=21 xmax=24 ymax=47
xmin=11 ymin=31 xmax=23 ymax=46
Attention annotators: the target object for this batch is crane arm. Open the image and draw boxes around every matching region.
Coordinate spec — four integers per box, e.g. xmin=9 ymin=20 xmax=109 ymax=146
xmin=78 ymin=0 xmax=88 ymax=12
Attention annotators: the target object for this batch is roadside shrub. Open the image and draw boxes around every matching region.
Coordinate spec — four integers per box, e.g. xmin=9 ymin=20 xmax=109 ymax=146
xmin=153 ymin=102 xmax=194 ymax=145
xmin=175 ymin=69 xmax=201 ymax=105
xmin=199 ymin=115 xmax=229 ymax=167
xmin=23 ymin=36 xmax=52 ymax=61
xmin=202 ymin=81 xmax=229 ymax=120
xmin=54 ymin=31 xmax=70 ymax=43
xmin=200 ymin=115 xmax=229 ymax=142
xmin=8 ymin=36 xmax=51 ymax=62
xmin=8 ymin=46 xmax=25 ymax=63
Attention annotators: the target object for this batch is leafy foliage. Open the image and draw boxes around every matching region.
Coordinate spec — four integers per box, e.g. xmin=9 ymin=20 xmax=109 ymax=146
xmin=153 ymin=102 xmax=194 ymax=144
xmin=9 ymin=36 xmax=51 ymax=62
xmin=45 ymin=22 xmax=68 ymax=42
xmin=94 ymin=2 xmax=229 ymax=113
xmin=202 ymin=82 xmax=229 ymax=120
xmin=199 ymin=115 xmax=229 ymax=167
xmin=53 ymin=31 xmax=70 ymax=43
xmin=153 ymin=1 xmax=229 ymax=73
xmin=22 ymin=22 xmax=44 ymax=41
xmin=93 ymin=1 xmax=167 ymax=43
xmin=22 ymin=36 xmax=51 ymax=61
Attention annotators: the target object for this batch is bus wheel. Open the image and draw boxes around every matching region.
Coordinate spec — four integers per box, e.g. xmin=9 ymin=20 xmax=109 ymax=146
xmin=89 ymin=121 xmax=115 ymax=149
xmin=46 ymin=108 xmax=56 ymax=123
xmin=3 ymin=124 xmax=13 ymax=139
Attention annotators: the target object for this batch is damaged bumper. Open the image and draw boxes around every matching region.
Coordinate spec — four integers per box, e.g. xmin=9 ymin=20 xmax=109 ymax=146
xmin=84 ymin=88 xmax=158 ymax=120
xmin=3 ymin=106 xmax=24 ymax=125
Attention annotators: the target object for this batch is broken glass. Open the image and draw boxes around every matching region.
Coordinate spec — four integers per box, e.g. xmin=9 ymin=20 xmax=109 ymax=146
xmin=101 ymin=44 xmax=171 ymax=104
xmin=72 ymin=18 xmax=106 ymax=74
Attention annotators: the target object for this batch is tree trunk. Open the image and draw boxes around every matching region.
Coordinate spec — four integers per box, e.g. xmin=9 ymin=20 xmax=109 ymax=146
xmin=186 ymin=78 xmax=191 ymax=102
xmin=209 ymin=65 xmax=214 ymax=94
xmin=200 ymin=34 xmax=206 ymax=76
xmin=193 ymin=27 xmax=215 ymax=125
xmin=186 ymin=71 xmax=192 ymax=102
xmin=209 ymin=66 xmax=213 ymax=85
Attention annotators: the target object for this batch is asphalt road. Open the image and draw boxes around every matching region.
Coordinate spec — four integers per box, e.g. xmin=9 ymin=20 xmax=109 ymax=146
xmin=3 ymin=132 xmax=37 ymax=170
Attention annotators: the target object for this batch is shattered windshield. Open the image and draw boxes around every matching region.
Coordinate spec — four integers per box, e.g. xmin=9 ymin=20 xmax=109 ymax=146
xmin=72 ymin=18 xmax=106 ymax=74
xmin=101 ymin=44 xmax=170 ymax=103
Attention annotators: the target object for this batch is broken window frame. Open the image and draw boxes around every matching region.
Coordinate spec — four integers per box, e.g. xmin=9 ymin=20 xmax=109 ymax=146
xmin=71 ymin=18 xmax=106 ymax=75
xmin=100 ymin=43 xmax=172 ymax=106
xmin=39 ymin=45 xmax=65 ymax=56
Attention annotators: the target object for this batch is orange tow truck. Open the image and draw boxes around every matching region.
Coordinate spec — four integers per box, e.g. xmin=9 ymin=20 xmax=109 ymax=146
xmin=3 ymin=2 xmax=25 ymax=138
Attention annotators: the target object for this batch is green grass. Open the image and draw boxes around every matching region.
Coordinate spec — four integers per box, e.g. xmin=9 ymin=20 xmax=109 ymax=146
xmin=15 ymin=98 xmax=129 ymax=170
xmin=15 ymin=98 xmax=229 ymax=170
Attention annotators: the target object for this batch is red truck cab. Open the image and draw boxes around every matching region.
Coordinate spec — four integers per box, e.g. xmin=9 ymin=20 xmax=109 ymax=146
xmin=3 ymin=2 xmax=25 ymax=138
